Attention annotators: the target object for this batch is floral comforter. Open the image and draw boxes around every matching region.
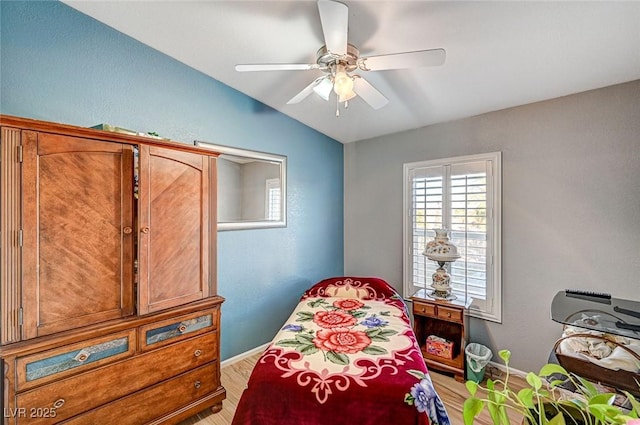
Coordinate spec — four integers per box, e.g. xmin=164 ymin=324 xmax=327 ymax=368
xmin=231 ymin=277 xmax=450 ymax=425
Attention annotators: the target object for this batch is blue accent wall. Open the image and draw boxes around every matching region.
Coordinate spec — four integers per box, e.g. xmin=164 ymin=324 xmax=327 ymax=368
xmin=1 ymin=1 xmax=344 ymax=360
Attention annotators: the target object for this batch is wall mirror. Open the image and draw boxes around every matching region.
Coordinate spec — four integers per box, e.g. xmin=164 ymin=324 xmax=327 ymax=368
xmin=195 ymin=141 xmax=287 ymax=230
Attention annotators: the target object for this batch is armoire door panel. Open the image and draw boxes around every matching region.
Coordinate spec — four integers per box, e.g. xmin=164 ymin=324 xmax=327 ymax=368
xmin=21 ymin=133 xmax=135 ymax=339
xmin=138 ymin=145 xmax=210 ymax=314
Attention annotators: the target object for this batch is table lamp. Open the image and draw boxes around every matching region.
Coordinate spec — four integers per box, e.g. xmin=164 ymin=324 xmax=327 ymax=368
xmin=422 ymin=229 xmax=460 ymax=300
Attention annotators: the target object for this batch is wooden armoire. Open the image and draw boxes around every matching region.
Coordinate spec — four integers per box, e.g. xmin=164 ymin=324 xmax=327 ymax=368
xmin=0 ymin=115 xmax=225 ymax=424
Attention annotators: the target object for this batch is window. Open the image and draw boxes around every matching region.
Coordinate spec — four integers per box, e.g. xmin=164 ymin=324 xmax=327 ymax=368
xmin=266 ymin=178 xmax=281 ymax=220
xmin=403 ymin=152 xmax=502 ymax=322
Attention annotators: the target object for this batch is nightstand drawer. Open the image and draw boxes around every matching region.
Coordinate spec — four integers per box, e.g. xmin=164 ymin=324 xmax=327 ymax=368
xmin=437 ymin=305 xmax=463 ymax=322
xmin=16 ymin=330 xmax=136 ymax=391
xmin=138 ymin=308 xmax=217 ymax=352
xmin=413 ymin=301 xmax=436 ymax=317
xmin=15 ymin=332 xmax=217 ymax=425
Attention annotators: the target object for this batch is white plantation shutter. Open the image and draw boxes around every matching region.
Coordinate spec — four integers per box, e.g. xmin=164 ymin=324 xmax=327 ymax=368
xmin=410 ymin=168 xmax=444 ymax=294
xmin=403 ymin=153 xmax=501 ymax=322
xmin=266 ymin=178 xmax=281 ymax=220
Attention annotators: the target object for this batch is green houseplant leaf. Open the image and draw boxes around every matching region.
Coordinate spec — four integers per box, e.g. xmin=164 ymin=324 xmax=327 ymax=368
xmin=517 ymin=388 xmax=535 ymax=409
xmin=463 ymin=397 xmax=485 ymax=425
xmin=466 ymin=380 xmax=479 ymax=397
xmin=623 ymin=391 xmax=640 ymax=418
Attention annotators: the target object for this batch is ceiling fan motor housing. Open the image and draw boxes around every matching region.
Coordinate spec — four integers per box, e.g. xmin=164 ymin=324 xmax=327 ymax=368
xmin=316 ymin=43 xmax=359 ymax=74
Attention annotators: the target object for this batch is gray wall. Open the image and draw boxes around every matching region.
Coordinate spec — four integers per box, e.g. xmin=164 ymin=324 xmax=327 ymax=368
xmin=241 ymin=161 xmax=280 ymax=220
xmin=217 ymin=158 xmax=280 ymax=221
xmin=344 ymin=80 xmax=640 ymax=373
xmin=217 ymin=158 xmax=242 ymax=222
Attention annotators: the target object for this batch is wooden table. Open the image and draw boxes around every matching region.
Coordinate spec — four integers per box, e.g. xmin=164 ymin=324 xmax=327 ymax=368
xmin=411 ymin=289 xmax=471 ymax=382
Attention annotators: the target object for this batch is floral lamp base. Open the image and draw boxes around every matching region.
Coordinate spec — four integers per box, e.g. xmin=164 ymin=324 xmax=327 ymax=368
xmin=427 ymin=261 xmax=457 ymax=300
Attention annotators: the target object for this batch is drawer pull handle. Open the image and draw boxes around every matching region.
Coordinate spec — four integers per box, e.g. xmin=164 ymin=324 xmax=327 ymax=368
xmin=446 ymin=313 xmax=452 ymax=318
xmin=74 ymin=349 xmax=91 ymax=363
xmin=53 ymin=399 xmax=65 ymax=409
xmin=194 ymin=349 xmax=203 ymax=357
xmin=177 ymin=324 xmax=187 ymax=333
xmin=123 ymin=226 xmax=133 ymax=234
xmin=141 ymin=226 xmax=150 ymax=234
xmin=194 ymin=380 xmax=201 ymax=389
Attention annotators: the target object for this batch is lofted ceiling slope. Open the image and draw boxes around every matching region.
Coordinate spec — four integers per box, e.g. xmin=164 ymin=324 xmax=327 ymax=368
xmin=63 ymin=1 xmax=640 ymax=144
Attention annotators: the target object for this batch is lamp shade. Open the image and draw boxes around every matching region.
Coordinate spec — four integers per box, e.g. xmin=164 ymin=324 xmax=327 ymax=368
xmin=422 ymin=229 xmax=460 ymax=262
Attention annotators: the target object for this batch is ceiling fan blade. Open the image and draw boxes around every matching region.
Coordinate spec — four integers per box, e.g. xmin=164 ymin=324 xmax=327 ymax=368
xmin=236 ymin=63 xmax=318 ymax=72
xmin=287 ymin=77 xmax=328 ymax=104
xmin=317 ymin=0 xmax=348 ymax=56
xmin=359 ymin=48 xmax=446 ymax=71
xmin=353 ymin=77 xmax=389 ymax=110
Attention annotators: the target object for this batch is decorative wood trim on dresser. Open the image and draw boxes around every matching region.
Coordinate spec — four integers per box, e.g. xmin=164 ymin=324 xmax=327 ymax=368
xmin=208 ymin=156 xmax=218 ymax=297
xmin=0 ymin=115 xmax=224 ymax=425
xmin=1 ymin=127 xmax=22 ymax=345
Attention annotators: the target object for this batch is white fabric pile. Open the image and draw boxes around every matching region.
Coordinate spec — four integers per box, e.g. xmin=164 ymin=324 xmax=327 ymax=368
xmin=558 ymin=325 xmax=640 ymax=373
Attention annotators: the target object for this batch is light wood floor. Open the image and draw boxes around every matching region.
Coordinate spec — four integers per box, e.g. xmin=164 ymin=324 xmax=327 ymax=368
xmin=179 ymin=353 xmax=526 ymax=425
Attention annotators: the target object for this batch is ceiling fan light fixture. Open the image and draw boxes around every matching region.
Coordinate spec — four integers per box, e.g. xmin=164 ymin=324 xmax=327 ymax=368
xmin=313 ymin=77 xmax=333 ymax=101
xmin=338 ymin=91 xmax=356 ymax=103
xmin=333 ymin=64 xmax=354 ymax=98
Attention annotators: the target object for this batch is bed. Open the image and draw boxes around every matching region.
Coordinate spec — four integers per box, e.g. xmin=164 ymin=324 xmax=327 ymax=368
xmin=231 ymin=277 xmax=451 ymax=425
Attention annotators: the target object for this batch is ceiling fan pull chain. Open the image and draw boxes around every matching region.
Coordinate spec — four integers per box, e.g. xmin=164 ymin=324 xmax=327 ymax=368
xmin=336 ymin=96 xmax=340 ymax=117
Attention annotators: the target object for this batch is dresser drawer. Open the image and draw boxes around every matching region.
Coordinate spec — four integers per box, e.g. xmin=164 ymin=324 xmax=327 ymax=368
xmin=413 ymin=301 xmax=436 ymax=317
xmin=15 ymin=332 xmax=218 ymax=425
xmin=60 ymin=363 xmax=220 ymax=425
xmin=15 ymin=329 xmax=136 ymax=391
xmin=138 ymin=308 xmax=217 ymax=352
xmin=436 ymin=305 xmax=463 ymax=323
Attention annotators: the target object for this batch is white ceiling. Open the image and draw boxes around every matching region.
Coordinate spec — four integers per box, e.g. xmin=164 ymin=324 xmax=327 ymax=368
xmin=63 ymin=1 xmax=640 ymax=144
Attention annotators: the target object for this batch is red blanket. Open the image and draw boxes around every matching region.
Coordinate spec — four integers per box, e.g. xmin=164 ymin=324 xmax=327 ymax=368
xmin=232 ymin=277 xmax=451 ymax=425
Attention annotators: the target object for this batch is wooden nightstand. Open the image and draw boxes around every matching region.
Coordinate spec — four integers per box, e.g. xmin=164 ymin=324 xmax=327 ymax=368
xmin=411 ymin=289 xmax=471 ymax=382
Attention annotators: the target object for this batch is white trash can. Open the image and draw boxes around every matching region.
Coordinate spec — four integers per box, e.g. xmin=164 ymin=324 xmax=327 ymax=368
xmin=465 ymin=343 xmax=492 ymax=383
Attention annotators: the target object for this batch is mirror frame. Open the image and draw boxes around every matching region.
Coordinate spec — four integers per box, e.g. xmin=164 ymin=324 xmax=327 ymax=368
xmin=195 ymin=141 xmax=287 ymax=231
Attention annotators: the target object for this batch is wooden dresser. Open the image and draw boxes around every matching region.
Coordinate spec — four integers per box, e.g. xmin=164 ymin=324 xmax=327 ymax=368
xmin=0 ymin=115 xmax=225 ymax=424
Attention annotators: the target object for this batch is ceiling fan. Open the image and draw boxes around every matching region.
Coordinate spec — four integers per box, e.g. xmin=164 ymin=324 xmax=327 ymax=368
xmin=235 ymin=0 xmax=446 ymax=116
